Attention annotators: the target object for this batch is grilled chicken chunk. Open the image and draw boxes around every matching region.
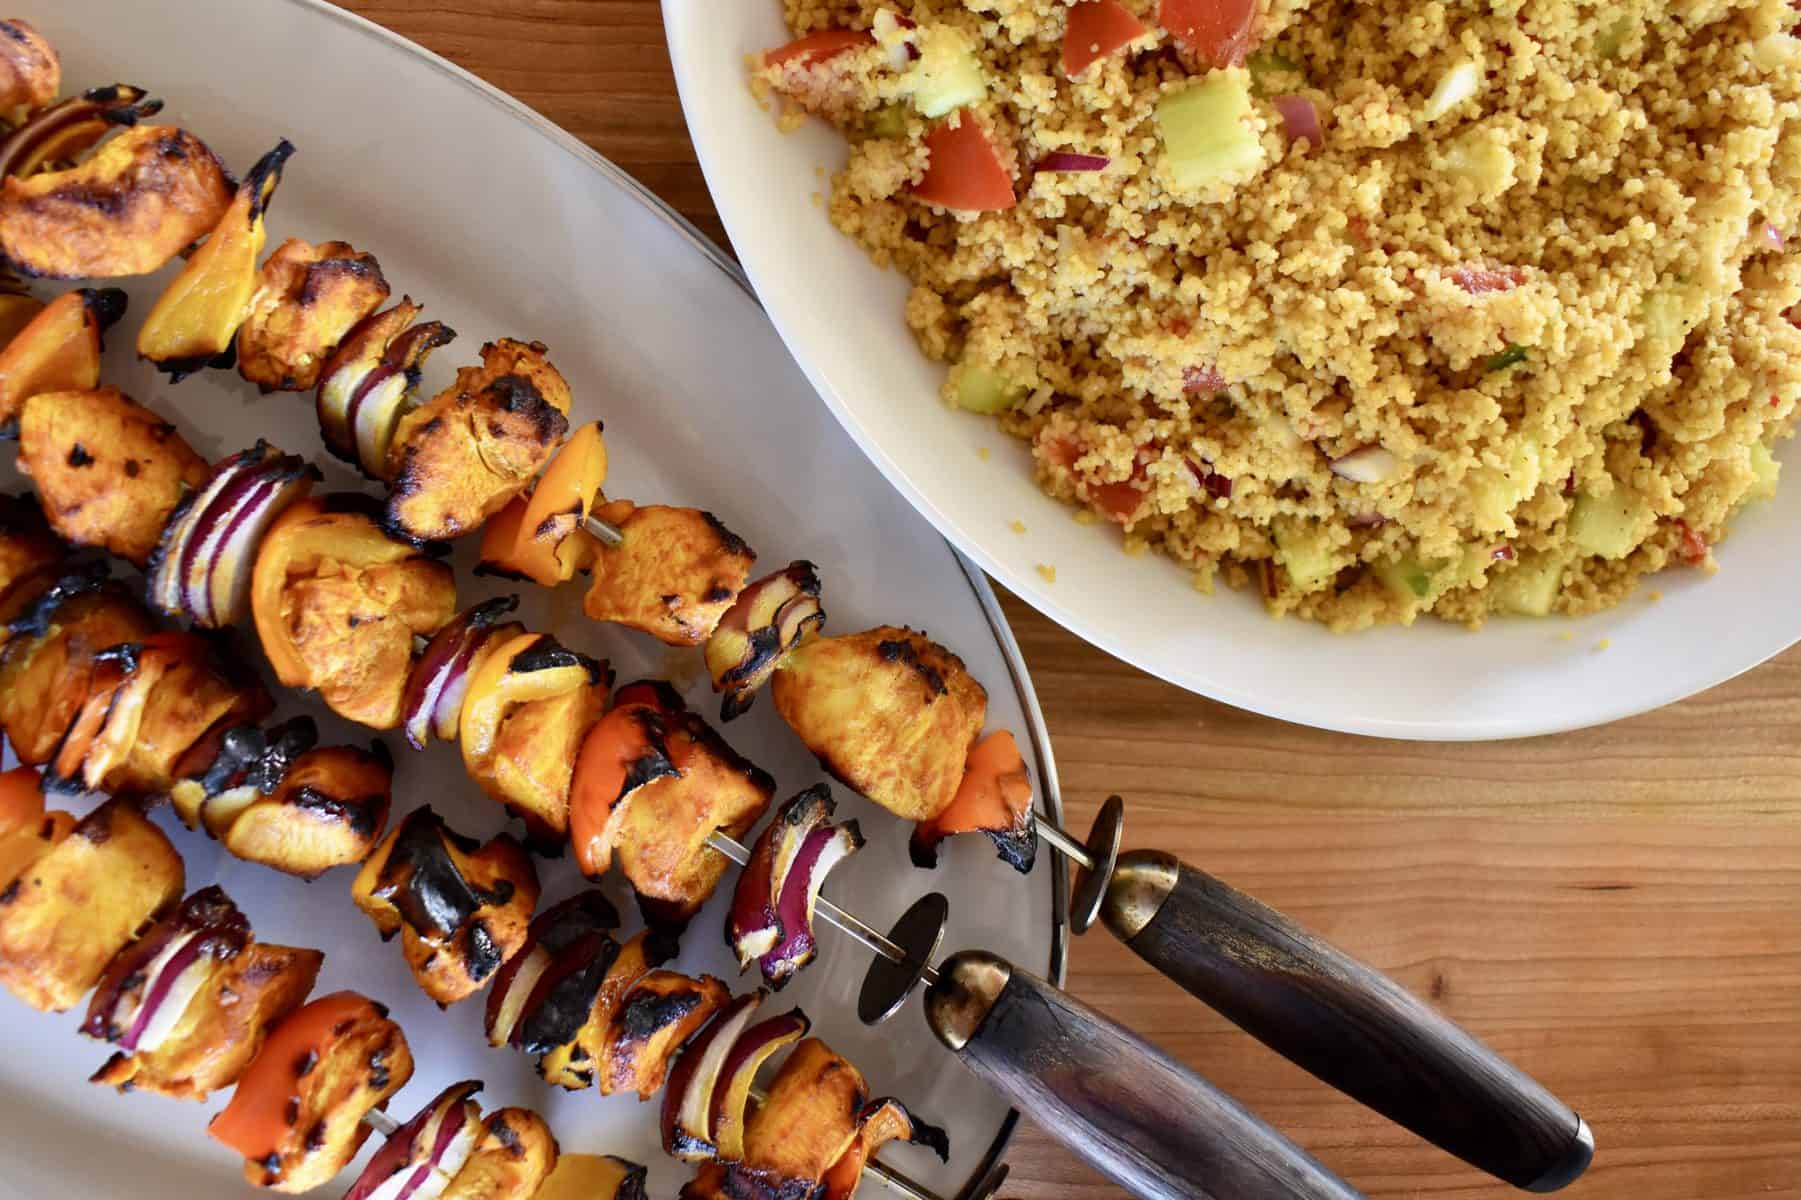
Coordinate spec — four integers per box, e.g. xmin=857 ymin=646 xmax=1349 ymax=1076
xmin=208 ymin=991 xmax=414 ymax=1193
xmin=771 ymin=626 xmax=987 ymax=822
xmin=251 ymin=495 xmax=456 ymax=728
xmin=583 ymin=502 xmax=756 ymax=646
xmin=219 ymin=743 xmax=391 ymax=877
xmin=705 ymin=561 xmax=824 ymax=720
xmin=0 ymin=19 xmax=57 ymax=121
xmin=386 ymin=338 xmax=572 ymax=543
xmin=352 ymin=806 xmax=539 ymax=1006
xmin=82 ymin=885 xmax=321 ymax=1100
xmin=237 ymin=238 xmax=389 ymax=392
xmin=0 ymin=125 xmax=233 ymax=278
xmin=540 ymin=1155 xmax=649 ymax=1200
xmin=17 ymin=386 xmax=207 ymax=564
xmin=0 ymin=797 xmax=184 ymax=1011
xmin=598 ymin=967 xmax=728 ymax=1100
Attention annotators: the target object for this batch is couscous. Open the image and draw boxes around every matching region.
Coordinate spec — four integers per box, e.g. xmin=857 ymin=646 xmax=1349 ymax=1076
xmin=753 ymin=0 xmax=1801 ymax=629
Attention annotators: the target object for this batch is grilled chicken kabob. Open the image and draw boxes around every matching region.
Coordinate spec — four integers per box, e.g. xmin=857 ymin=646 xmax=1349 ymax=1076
xmin=0 ymin=749 xmax=941 ymax=1200
xmin=0 ymin=62 xmax=1046 ymax=881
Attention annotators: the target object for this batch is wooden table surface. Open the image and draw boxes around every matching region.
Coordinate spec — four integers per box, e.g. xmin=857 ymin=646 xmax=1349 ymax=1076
xmin=337 ymin=4 xmax=1801 ymax=1196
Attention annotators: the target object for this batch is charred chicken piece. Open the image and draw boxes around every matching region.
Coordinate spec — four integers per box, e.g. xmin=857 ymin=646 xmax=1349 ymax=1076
xmin=0 ymin=19 xmax=56 ymax=122
xmin=459 ymin=631 xmax=610 ymax=844
xmin=571 ymin=681 xmax=774 ymax=929
xmin=772 ymin=626 xmax=987 ymax=823
xmin=0 ymin=571 xmax=157 ymax=764
xmin=582 ymin=501 xmax=757 ymax=646
xmin=351 ymin=805 xmax=539 ymax=1007
xmin=599 ymin=967 xmax=729 ymax=1100
xmin=208 ymin=990 xmax=414 ymax=1193
xmin=705 ymin=561 xmax=824 ymax=720
xmin=727 ymin=784 xmax=863 ymax=989
xmin=0 ymin=796 xmax=184 ymax=1011
xmin=385 ymin=337 xmax=573 ymax=543
xmin=81 ymin=884 xmax=321 ymax=1100
xmin=0 ymin=124 xmax=233 ymax=279
xmin=168 ymin=717 xmax=382 ymax=876
xmin=535 ymin=1153 xmax=649 ymax=1200
xmin=251 ymin=494 xmax=456 ymax=728
xmin=315 ymin=298 xmax=455 ymax=480
xmin=18 ymin=386 xmax=207 ymax=564
xmin=137 ymin=140 xmax=291 ymax=379
xmin=0 ymin=285 xmax=126 ymax=429
xmin=909 ymin=729 xmax=1038 ymax=874
xmin=238 ymin=237 xmax=389 ymax=392
xmin=223 ymin=742 xmax=391 ymax=877
xmin=0 ymin=764 xmax=73 ymax=892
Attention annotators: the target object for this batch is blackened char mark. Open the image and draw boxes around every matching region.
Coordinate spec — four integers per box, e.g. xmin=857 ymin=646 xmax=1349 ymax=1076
xmin=876 ymin=637 xmax=947 ymax=697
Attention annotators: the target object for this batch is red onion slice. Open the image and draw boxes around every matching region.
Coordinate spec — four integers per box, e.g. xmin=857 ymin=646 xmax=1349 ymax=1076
xmin=401 ymin=597 xmax=520 ymax=751
xmin=117 ymin=930 xmax=205 ymax=1051
xmin=757 ymin=822 xmax=864 ymax=988
xmin=706 ymin=1009 xmax=811 ymax=1151
xmin=0 ymin=85 xmax=163 ymax=179
xmin=1272 ymin=94 xmax=1323 ymax=146
xmin=149 ymin=453 xmax=254 ymax=617
xmin=343 ymin=1081 xmax=482 ymax=1200
xmin=483 ymin=944 xmax=549 ymax=1049
xmin=1037 ymin=151 xmax=1110 ymax=172
xmin=205 ymin=466 xmax=315 ymax=626
xmin=660 ymin=990 xmax=765 ymax=1161
xmin=1328 ymin=444 xmax=1399 ymax=484
xmin=728 ymin=784 xmax=836 ymax=969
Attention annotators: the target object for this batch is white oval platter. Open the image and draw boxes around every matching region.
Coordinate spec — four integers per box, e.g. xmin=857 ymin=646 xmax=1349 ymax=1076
xmin=0 ymin=2 xmax=1063 ymax=1197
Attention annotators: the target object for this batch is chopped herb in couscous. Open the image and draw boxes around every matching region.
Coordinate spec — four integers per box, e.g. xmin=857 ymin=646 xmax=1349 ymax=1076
xmin=753 ymin=0 xmax=1801 ymax=629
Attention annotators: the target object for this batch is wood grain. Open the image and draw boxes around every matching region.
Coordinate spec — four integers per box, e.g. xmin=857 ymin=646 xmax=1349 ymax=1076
xmin=337 ymin=5 xmax=1801 ymax=1197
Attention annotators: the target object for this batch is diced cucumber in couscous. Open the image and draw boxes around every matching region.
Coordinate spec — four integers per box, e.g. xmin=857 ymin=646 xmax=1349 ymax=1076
xmin=1156 ymin=71 xmax=1263 ymax=193
xmin=1272 ymin=517 xmax=1339 ymax=591
xmin=951 ymin=362 xmax=1025 ymax=414
xmin=1569 ymin=487 xmax=1655 ymax=559
xmin=1492 ymin=550 xmax=1569 ymax=616
xmin=904 ymin=27 xmax=986 ymax=118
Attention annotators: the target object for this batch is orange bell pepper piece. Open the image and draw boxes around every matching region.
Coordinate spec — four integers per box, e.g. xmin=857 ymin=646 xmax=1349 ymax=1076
xmin=207 ymin=991 xmax=378 ymax=1160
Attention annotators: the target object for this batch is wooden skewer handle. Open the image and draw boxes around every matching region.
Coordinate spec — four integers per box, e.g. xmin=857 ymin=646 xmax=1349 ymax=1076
xmin=1101 ymin=849 xmax=1593 ymax=1192
xmin=923 ymin=950 xmax=1366 ymax=1200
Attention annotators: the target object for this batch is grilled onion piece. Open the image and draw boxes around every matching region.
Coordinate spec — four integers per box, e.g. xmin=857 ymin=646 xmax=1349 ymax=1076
xmin=0 ymin=286 xmax=125 ymax=429
xmin=705 ymin=561 xmax=823 ymax=720
xmin=238 ymin=236 xmax=389 ymax=392
xmin=315 ymin=298 xmax=454 ymax=479
xmin=82 ymin=885 xmax=320 ymax=1100
xmin=484 ymin=891 xmax=625 ymax=1084
xmin=0 ymin=124 xmax=232 ymax=278
xmin=208 ymin=990 xmax=414 ymax=1193
xmin=772 ymin=626 xmax=987 ymax=823
xmin=251 ymin=494 xmax=455 ymax=728
xmin=352 ymin=805 xmax=539 ymax=1006
xmin=727 ymin=784 xmax=863 ymax=989
xmin=0 ymin=797 xmax=184 ymax=1012
xmin=386 ymin=337 xmax=572 ymax=543
xmin=18 ymin=385 xmax=207 ymax=564
xmin=582 ymin=501 xmax=756 ymax=646
xmin=0 ymin=572 xmax=157 ymax=764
